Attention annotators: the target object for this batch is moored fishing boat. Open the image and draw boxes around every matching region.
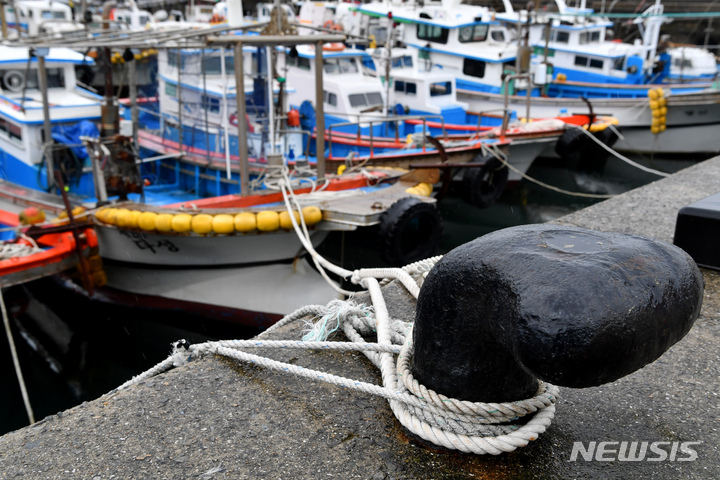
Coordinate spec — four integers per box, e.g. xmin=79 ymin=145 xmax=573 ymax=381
xmin=352 ymin=0 xmax=720 ymax=155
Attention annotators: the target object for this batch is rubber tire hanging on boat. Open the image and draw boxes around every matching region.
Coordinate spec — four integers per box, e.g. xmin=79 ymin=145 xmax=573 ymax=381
xmin=378 ymin=197 xmax=443 ymax=266
xmin=461 ymin=155 xmax=508 ymax=208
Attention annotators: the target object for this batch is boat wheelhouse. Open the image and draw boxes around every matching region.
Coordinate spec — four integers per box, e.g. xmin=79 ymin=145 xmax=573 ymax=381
xmin=354 ymin=0 xmax=518 ymax=94
xmin=0 ymin=46 xmax=101 ymax=196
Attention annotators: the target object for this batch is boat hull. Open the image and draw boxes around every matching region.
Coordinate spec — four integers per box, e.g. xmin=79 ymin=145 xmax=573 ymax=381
xmin=95 ymin=224 xmax=329 ymax=267
xmin=92 ymin=258 xmax=341 ymax=329
xmin=457 ymin=88 xmax=720 ymax=154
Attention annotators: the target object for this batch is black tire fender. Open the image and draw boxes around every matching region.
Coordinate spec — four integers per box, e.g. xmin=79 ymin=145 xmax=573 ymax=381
xmin=378 ymin=197 xmax=443 ymax=266
xmin=461 ymin=155 xmax=508 ymax=208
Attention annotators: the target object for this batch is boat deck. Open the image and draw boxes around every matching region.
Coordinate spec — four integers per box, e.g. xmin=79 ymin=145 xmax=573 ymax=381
xmin=313 ymin=180 xmax=435 ymax=227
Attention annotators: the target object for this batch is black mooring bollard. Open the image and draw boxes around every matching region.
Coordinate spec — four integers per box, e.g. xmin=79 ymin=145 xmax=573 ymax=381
xmin=412 ymin=225 xmax=704 ymax=403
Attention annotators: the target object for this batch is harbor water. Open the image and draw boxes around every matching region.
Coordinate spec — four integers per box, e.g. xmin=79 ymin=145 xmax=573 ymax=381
xmin=0 ymin=152 xmax=703 ymax=436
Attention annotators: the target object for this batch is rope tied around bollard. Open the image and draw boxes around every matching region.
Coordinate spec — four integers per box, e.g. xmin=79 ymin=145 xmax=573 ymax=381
xmin=115 ymin=256 xmax=559 ymax=455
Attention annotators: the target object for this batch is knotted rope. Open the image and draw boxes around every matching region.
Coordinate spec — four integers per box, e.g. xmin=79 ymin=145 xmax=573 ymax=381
xmin=116 ymin=257 xmax=559 ymax=455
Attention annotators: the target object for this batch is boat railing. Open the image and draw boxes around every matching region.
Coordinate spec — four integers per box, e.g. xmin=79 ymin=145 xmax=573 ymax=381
xmin=326 ymin=114 xmax=447 ymax=159
xmin=501 ymin=73 xmax=532 ymax=138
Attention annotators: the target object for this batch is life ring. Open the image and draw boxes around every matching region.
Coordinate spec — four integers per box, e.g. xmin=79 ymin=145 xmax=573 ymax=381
xmin=323 ymin=20 xmax=335 ymax=30
xmin=323 ymin=43 xmax=345 ymax=52
xmin=377 ymin=197 xmax=443 ymax=266
xmin=461 ymin=155 xmax=508 ymax=208
xmin=229 ymin=113 xmax=254 ymax=133
xmin=3 ymin=70 xmax=25 ymax=93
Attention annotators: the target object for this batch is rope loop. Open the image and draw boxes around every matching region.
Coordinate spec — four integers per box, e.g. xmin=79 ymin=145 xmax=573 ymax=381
xmin=116 ymin=256 xmax=559 ymax=455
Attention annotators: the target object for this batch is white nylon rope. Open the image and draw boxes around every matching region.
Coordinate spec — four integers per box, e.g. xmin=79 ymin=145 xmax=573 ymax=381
xmin=116 ymin=254 xmax=559 ymax=455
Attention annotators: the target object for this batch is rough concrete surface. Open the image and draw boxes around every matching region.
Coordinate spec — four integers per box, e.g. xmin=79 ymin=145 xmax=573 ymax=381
xmin=1 ymin=158 xmax=719 ymax=479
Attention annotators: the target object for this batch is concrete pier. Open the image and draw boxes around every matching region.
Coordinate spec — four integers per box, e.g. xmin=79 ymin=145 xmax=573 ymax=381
xmin=1 ymin=158 xmax=719 ymax=479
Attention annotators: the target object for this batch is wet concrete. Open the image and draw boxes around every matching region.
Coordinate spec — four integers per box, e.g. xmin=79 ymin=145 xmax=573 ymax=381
xmin=1 ymin=157 xmax=719 ymax=479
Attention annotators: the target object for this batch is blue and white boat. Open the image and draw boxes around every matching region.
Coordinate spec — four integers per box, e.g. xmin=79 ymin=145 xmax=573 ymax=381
xmin=352 ymin=0 xmax=720 ymax=154
xmin=0 ymin=46 xmax=102 ymax=197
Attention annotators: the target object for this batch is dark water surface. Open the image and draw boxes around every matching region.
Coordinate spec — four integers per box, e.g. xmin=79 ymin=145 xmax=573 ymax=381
xmin=0 ymin=153 xmax=702 ymax=435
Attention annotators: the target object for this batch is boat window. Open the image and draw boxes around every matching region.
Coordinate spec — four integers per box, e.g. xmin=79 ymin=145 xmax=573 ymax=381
xmin=338 ymin=58 xmax=358 ymax=73
xmin=575 ymin=55 xmax=604 ymax=69
xmin=0 ymin=118 xmax=22 ymax=142
xmin=202 ymin=95 xmax=220 ymax=113
xmin=0 ymin=68 xmax=65 ymax=91
xmin=674 ymin=57 xmax=693 ymax=68
xmin=391 ymin=56 xmax=413 ymax=68
xmin=491 ymin=30 xmax=505 ymax=42
xmin=417 ymin=23 xmax=449 ymax=44
xmin=591 ymin=31 xmax=601 ymax=42
xmin=613 ymin=57 xmax=625 ymax=71
xmin=462 ymin=58 xmax=486 ymax=78
xmin=348 ymin=92 xmax=383 ymax=108
xmin=459 ymin=24 xmax=488 ymax=43
xmin=168 ymin=51 xmax=185 ymax=68
xmin=366 ymin=92 xmax=383 ymax=105
xmin=165 ymin=83 xmax=177 ymax=97
xmin=202 ymin=55 xmax=235 ymax=75
xmin=297 ymin=56 xmax=311 ymax=70
xmin=430 ymin=81 xmax=452 ymax=96
xmin=324 ymin=90 xmax=337 ymax=106
xmin=139 ymin=15 xmax=150 ymax=25
xmin=553 ymin=31 xmax=570 ymax=43
xmin=323 ymin=58 xmax=359 ymax=74
xmin=323 ymin=59 xmax=339 ymax=74
xmin=395 ymin=81 xmax=417 ymax=95
xmin=41 ymin=10 xmax=66 ymax=19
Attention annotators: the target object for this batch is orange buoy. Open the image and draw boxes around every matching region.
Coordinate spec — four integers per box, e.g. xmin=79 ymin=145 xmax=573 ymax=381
xmin=323 ymin=43 xmax=345 ymax=52
xmin=287 ymin=108 xmax=300 ymax=127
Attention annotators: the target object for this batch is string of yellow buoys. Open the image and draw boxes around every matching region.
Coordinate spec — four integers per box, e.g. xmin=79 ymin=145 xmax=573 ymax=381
xmin=647 ymin=87 xmax=668 ymax=135
xmin=94 ymin=206 xmax=324 ymax=234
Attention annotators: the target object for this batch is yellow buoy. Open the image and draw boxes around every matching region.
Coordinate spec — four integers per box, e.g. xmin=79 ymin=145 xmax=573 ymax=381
xmin=256 ymin=211 xmax=280 ymax=231
xmin=301 ymin=206 xmax=322 ymax=226
xmin=417 ymin=182 xmax=433 ymax=196
xmin=234 ymin=212 xmax=257 ymax=232
xmin=171 ymin=214 xmax=193 ymax=232
xmin=651 ymin=117 xmax=661 ymax=127
xmin=337 ymin=165 xmax=347 ymax=175
xmin=655 ymin=87 xmax=665 ymax=98
xmin=279 ymin=211 xmax=301 ymax=230
xmin=659 ymin=124 xmax=666 ymax=133
xmin=660 ymin=107 xmax=667 ymax=116
xmin=651 ymin=125 xmax=661 ymax=135
xmin=212 ymin=214 xmax=235 ymax=234
xmin=647 ymin=89 xmax=659 ymax=100
xmin=125 ymin=210 xmax=142 ymax=229
xmin=658 ymin=97 xmax=667 ymax=107
xmin=406 ymin=186 xmax=420 ymax=195
xmin=649 ymin=100 xmax=659 ymax=110
xmin=138 ymin=211 xmax=158 ymax=231
xmin=115 ymin=209 xmax=134 ymax=227
xmin=659 ymin=116 xmax=666 ymax=125
xmin=192 ymin=214 xmax=214 ymax=234
xmin=652 ymin=109 xmax=662 ymax=118
xmin=556 ymin=73 xmax=567 ymax=82
xmin=105 ymin=208 xmax=121 ymax=225
xmin=155 ymin=213 xmax=174 ymax=232
xmin=95 ymin=209 xmax=109 ymax=223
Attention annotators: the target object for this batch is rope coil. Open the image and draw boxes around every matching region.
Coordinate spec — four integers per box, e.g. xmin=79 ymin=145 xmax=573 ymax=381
xmin=116 ymin=259 xmax=559 ymax=455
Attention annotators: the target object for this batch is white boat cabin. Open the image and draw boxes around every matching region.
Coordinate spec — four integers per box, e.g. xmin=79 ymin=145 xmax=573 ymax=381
xmin=3 ymin=0 xmax=81 ymax=37
xmin=0 ymin=46 xmax=100 ymax=178
xmin=281 ymin=44 xmax=386 ymax=122
xmin=354 ymin=0 xmax=518 ymax=94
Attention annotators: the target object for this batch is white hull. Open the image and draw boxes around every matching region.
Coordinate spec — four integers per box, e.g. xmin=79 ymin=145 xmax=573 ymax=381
xmin=505 ymin=136 xmax=558 ymax=181
xmin=100 ymin=258 xmax=341 ymax=328
xmin=96 ymin=224 xmax=329 ymax=266
xmin=458 ymin=89 xmax=720 ymax=155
